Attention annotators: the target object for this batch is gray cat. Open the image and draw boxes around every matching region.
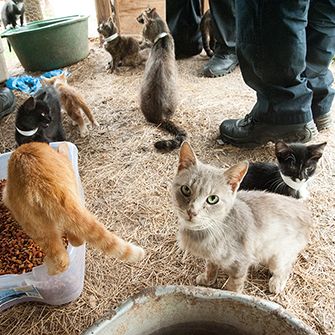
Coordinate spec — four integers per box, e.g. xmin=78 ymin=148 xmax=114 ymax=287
xmin=97 ymin=17 xmax=147 ymax=73
xmin=172 ymin=142 xmax=312 ymax=294
xmin=139 ymin=8 xmax=187 ymax=151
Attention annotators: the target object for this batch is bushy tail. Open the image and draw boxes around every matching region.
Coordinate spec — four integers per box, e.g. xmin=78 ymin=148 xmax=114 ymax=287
xmin=155 ymin=120 xmax=187 ymax=151
xmin=74 ymin=95 xmax=99 ymax=127
xmin=66 ymin=205 xmax=145 ymax=263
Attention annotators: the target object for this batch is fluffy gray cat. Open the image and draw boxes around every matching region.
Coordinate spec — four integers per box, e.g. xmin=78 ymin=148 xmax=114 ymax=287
xmin=172 ymin=142 xmax=312 ymax=294
xmin=139 ymin=8 xmax=187 ymax=152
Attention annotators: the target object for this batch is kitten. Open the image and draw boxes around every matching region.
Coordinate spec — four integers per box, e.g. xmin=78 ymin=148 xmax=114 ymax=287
xmin=97 ymin=17 xmax=147 ymax=73
xmin=172 ymin=142 xmax=312 ymax=294
xmin=2 ymin=142 xmax=145 ymax=275
xmin=15 ymin=86 xmax=65 ymax=146
xmin=240 ymin=141 xmax=327 ymax=199
xmin=1 ymin=0 xmax=25 ymax=29
xmin=140 ymin=8 xmax=187 ymax=151
xmin=43 ymin=73 xmax=99 ymax=137
xmin=200 ymin=9 xmax=215 ymax=58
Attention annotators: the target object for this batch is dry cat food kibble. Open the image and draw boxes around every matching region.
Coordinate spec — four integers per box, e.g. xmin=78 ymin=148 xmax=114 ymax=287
xmin=0 ymin=180 xmax=67 ymax=275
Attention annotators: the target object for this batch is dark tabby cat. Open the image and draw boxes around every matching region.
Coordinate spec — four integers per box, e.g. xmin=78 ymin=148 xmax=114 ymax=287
xmin=200 ymin=9 xmax=215 ymax=57
xmin=97 ymin=17 xmax=146 ymax=73
xmin=15 ymin=86 xmax=65 ymax=146
xmin=240 ymin=141 xmax=327 ymax=199
xmin=140 ymin=8 xmax=187 ymax=151
xmin=1 ymin=0 xmax=24 ymax=29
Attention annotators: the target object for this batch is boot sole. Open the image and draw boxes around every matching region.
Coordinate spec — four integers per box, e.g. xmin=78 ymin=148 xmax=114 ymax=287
xmin=220 ymin=128 xmax=317 ymax=148
xmin=315 ymin=114 xmax=333 ymax=131
xmin=204 ymin=63 xmax=238 ymax=78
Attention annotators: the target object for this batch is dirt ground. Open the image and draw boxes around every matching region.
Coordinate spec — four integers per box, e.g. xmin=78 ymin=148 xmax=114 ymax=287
xmin=0 ymin=41 xmax=334 ymax=335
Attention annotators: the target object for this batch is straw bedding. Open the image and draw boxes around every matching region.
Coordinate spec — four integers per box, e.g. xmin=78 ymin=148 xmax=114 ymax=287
xmin=0 ymin=42 xmax=334 ymax=335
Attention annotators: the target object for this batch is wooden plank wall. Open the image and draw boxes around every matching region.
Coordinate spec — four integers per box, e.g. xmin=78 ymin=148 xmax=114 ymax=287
xmin=202 ymin=0 xmax=209 ymax=13
xmin=115 ymin=0 xmax=165 ymax=35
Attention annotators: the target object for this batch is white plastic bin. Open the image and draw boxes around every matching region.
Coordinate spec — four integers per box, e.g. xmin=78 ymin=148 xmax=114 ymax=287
xmin=0 ymin=142 xmax=86 ymax=311
xmin=0 ymin=38 xmax=9 ymax=83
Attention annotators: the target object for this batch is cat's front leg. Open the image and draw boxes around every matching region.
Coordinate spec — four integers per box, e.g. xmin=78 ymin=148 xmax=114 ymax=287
xmin=196 ymin=261 xmax=218 ymax=286
xmin=106 ymin=60 xmax=112 ymax=72
xmin=268 ymin=257 xmax=293 ymax=294
xmin=224 ymin=263 xmax=249 ymax=293
xmin=39 ymin=238 xmax=70 ymax=275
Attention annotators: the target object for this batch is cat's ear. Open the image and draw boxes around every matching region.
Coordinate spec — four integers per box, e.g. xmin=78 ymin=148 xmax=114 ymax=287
xmin=41 ymin=77 xmax=51 ymax=86
xmin=275 ymin=140 xmax=292 ymax=160
xmin=24 ymin=97 xmax=36 ymax=111
xmin=60 ymin=73 xmax=67 ymax=81
xmin=307 ymin=142 xmax=327 ymax=161
xmin=178 ymin=142 xmax=197 ymax=172
xmin=224 ymin=161 xmax=249 ymax=192
xmin=36 ymin=91 xmax=47 ymax=101
xmin=57 ymin=143 xmax=69 ymax=158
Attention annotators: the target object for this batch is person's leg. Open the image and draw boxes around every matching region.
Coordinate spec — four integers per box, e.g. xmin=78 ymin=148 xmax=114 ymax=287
xmin=203 ymin=0 xmax=238 ymax=77
xmin=219 ymin=0 xmax=318 ymax=147
xmin=304 ymin=0 xmax=335 ymax=130
xmin=166 ymin=0 xmax=202 ymax=59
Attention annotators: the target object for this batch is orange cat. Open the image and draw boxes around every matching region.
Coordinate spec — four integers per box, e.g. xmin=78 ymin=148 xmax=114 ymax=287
xmin=2 ymin=142 xmax=145 ymax=275
xmin=43 ymin=74 xmax=99 ymax=137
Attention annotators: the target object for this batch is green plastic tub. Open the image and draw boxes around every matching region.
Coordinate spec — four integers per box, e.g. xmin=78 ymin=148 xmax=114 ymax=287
xmin=1 ymin=15 xmax=89 ymax=72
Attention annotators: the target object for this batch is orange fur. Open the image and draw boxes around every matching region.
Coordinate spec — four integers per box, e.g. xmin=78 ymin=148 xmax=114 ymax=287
xmin=43 ymin=74 xmax=99 ymax=137
xmin=2 ymin=143 xmax=145 ymax=275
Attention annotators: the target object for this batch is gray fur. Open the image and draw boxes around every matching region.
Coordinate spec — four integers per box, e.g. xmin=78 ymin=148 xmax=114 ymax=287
xmin=139 ymin=8 xmax=186 ymax=151
xmin=172 ymin=142 xmax=312 ymax=294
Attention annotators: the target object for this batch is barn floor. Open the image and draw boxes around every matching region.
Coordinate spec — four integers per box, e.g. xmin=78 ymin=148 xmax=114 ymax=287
xmin=0 ymin=41 xmax=334 ymax=335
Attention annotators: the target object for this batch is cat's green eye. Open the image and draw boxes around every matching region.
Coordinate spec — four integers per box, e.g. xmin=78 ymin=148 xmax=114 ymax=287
xmin=181 ymin=185 xmax=191 ymax=197
xmin=206 ymin=195 xmax=219 ymax=205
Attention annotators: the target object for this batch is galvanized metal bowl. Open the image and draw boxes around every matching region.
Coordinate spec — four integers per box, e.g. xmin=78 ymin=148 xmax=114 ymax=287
xmin=83 ymin=285 xmax=316 ymax=335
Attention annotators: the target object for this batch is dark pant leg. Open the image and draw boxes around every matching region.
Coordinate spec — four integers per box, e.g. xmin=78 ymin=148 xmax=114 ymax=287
xmin=304 ymin=0 xmax=335 ymax=118
xmin=236 ymin=0 xmax=313 ymax=125
xmin=209 ymin=0 xmax=236 ymax=55
xmin=166 ymin=0 xmax=202 ymax=58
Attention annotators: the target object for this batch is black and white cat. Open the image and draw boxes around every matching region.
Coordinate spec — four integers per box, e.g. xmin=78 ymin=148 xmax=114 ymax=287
xmin=240 ymin=140 xmax=327 ymax=199
xmin=15 ymin=86 xmax=66 ymax=146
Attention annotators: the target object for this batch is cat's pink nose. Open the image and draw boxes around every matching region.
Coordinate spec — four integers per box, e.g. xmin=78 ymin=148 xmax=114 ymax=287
xmin=187 ymin=209 xmax=196 ymax=220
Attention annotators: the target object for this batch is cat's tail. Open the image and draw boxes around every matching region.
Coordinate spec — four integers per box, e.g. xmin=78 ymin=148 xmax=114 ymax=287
xmin=200 ymin=14 xmax=214 ymax=58
xmin=155 ymin=120 xmax=187 ymax=151
xmin=66 ymin=206 xmax=145 ymax=263
xmin=75 ymin=95 xmax=99 ymax=127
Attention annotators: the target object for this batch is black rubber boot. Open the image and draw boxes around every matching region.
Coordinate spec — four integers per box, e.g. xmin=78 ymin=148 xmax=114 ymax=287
xmin=204 ymin=0 xmax=237 ymax=77
xmin=219 ymin=114 xmax=318 ymax=148
xmin=0 ymin=87 xmax=15 ymax=119
xmin=203 ymin=52 xmax=238 ymax=77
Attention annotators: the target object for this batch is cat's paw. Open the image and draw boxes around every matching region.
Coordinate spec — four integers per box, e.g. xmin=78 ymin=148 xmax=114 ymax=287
xmin=125 ymin=244 xmax=145 ymax=263
xmin=269 ymin=276 xmax=286 ymax=294
xmin=225 ymin=278 xmax=244 ymax=293
xmin=299 ymin=188 xmax=310 ymax=200
xmin=92 ymin=120 xmax=100 ymax=127
xmin=79 ymin=126 xmax=89 ymax=138
xmin=45 ymin=254 xmax=69 ymax=275
xmin=196 ymin=273 xmax=214 ymax=286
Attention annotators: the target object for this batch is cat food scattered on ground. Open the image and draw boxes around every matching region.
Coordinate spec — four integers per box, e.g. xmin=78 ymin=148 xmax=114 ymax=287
xmin=0 ymin=180 xmax=67 ymax=275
